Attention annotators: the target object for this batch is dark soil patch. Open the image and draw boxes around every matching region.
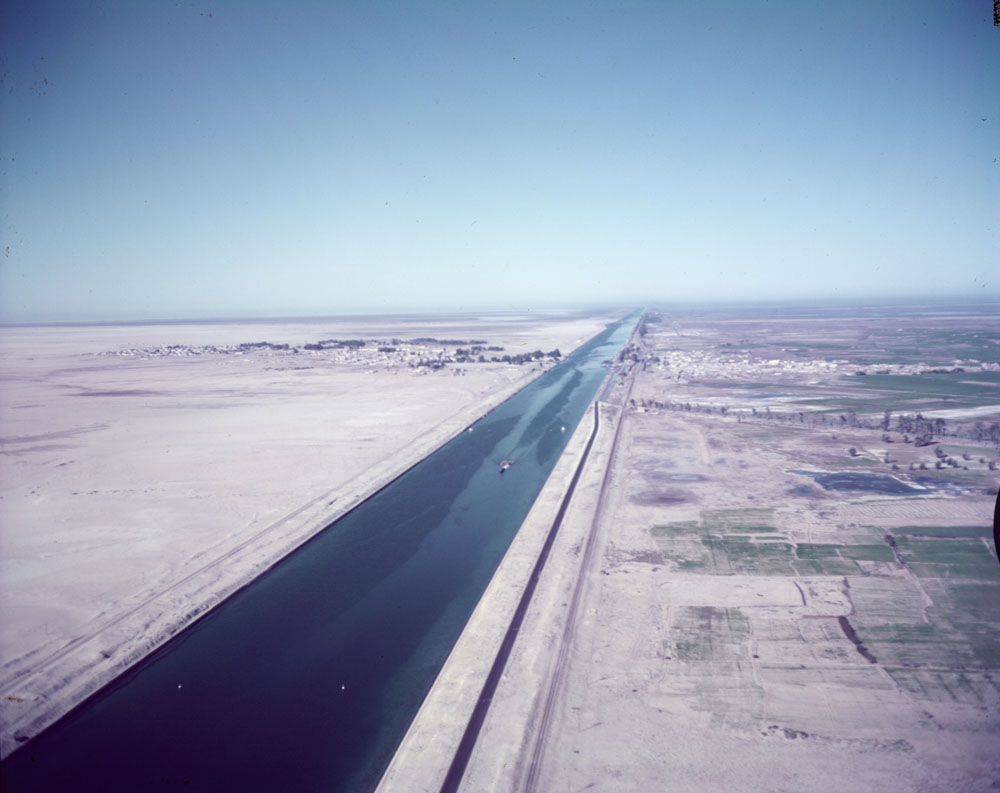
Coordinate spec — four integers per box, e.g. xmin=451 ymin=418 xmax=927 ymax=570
xmin=838 ymin=616 xmax=878 ymax=663
xmin=793 ymin=471 xmax=919 ymax=495
xmin=631 ymin=489 xmax=694 ymax=506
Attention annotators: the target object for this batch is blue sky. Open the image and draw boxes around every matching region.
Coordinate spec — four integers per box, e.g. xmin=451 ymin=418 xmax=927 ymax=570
xmin=1 ymin=0 xmax=997 ymax=321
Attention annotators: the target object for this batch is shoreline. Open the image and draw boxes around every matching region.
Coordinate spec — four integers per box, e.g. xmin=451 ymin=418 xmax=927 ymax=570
xmin=0 ymin=320 xmax=618 ymax=760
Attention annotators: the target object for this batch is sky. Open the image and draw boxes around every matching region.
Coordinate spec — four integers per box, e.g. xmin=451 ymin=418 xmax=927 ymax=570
xmin=0 ymin=0 xmax=997 ymax=322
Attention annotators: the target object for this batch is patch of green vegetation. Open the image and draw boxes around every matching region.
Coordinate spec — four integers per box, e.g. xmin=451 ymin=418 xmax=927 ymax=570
xmin=650 ymin=520 xmax=714 ymax=570
xmin=703 ymin=508 xmax=777 ymax=533
xmin=794 ymin=543 xmax=895 ymax=563
xmin=907 ymin=562 xmax=999 ymax=579
xmin=893 ymin=525 xmax=991 ymax=538
xmin=938 ymin=582 xmax=1000 ymax=615
xmin=795 ymin=544 xmax=842 ymax=558
xmin=695 ymin=381 xmax=780 ymax=390
xmin=844 ymin=372 xmax=1000 ymax=407
xmin=898 ymin=537 xmax=1000 ymax=578
xmin=885 ymin=668 xmax=1000 ymax=704
xmin=854 ymin=622 xmax=939 ymax=643
xmin=666 ymin=607 xmax=752 ymax=667
xmin=651 ymin=513 xmax=997 ymax=582
xmin=853 ymin=349 xmax=926 ymax=365
xmin=850 ymin=622 xmax=943 ymax=667
xmin=848 ymin=330 xmax=1000 ymax=366
xmin=922 ymin=583 xmax=1000 ymax=668
xmin=720 ymin=537 xmax=796 ymax=575
xmin=829 ymin=554 xmax=1000 ymax=672
xmin=812 ymin=559 xmax=862 ymax=575
xmin=719 ymin=524 xmax=781 ymax=532
xmin=792 ymin=342 xmax=850 ymax=351
xmin=891 ymin=537 xmax=995 ymax=565
xmin=915 ymin=330 xmax=1000 ymax=363
xmin=651 ymin=521 xmax=701 ymax=537
xmin=800 ymin=396 xmax=965 ymax=413
xmin=840 ymin=544 xmax=896 ymax=562
xmin=672 ymin=639 xmax=705 ymax=661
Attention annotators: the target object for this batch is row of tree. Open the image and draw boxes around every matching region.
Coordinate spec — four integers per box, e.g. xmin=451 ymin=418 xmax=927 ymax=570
xmin=633 ymin=399 xmax=1000 ymax=446
xmin=413 ymin=348 xmax=562 ymax=368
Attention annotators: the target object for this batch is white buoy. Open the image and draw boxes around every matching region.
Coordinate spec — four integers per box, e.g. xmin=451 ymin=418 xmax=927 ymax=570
xmin=341 ymin=684 xmax=346 ymax=691
xmin=177 ymin=684 xmax=182 ymax=689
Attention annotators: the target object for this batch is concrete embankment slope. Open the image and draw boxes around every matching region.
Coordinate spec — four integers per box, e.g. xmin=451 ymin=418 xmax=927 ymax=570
xmin=375 ymin=397 xmax=623 ymax=793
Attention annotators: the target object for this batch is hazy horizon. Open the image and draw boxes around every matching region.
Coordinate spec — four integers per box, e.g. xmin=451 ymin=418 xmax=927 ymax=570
xmin=2 ymin=1 xmax=997 ymax=323
xmin=2 ymin=293 xmax=997 ymax=328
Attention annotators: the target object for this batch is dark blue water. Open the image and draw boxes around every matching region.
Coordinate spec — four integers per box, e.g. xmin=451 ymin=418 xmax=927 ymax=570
xmin=0 ymin=314 xmax=637 ymax=793
xmin=792 ymin=470 xmax=919 ymax=494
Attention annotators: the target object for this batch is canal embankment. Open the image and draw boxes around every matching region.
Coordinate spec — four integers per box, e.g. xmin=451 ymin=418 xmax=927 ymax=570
xmin=0 ymin=344 xmax=594 ymax=760
xmin=375 ymin=343 xmax=638 ymax=793
xmin=374 ymin=400 xmax=610 ymax=793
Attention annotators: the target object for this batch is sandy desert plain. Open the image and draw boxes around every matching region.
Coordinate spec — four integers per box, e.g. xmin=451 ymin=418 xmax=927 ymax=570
xmin=0 ymin=309 xmax=618 ymax=758
xmin=377 ymin=301 xmax=1000 ymax=793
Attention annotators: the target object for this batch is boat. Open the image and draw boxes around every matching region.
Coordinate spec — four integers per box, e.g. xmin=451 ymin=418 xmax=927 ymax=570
xmin=499 ymin=459 xmax=514 ymax=474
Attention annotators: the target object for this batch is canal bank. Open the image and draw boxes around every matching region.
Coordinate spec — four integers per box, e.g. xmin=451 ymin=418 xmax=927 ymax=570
xmin=374 ymin=400 xmax=612 ymax=793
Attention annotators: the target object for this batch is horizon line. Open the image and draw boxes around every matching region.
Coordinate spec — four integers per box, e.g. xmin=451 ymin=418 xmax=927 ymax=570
xmin=2 ymin=294 xmax=999 ymax=328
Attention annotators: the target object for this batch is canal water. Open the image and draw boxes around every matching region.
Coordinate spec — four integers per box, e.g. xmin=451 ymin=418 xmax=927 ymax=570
xmin=1 ymin=314 xmax=637 ymax=793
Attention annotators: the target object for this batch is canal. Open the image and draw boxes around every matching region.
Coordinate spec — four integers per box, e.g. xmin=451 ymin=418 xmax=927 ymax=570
xmin=0 ymin=313 xmax=638 ymax=793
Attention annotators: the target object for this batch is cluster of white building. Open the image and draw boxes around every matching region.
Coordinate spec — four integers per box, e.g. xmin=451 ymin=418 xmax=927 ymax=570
xmin=95 ymin=339 xmax=506 ymax=371
xmin=646 ymin=348 xmax=999 ymax=383
xmin=649 ymin=349 xmax=848 ymax=382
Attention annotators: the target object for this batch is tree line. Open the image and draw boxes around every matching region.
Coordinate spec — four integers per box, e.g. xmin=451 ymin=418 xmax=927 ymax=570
xmin=633 ymin=399 xmax=1000 ymax=447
